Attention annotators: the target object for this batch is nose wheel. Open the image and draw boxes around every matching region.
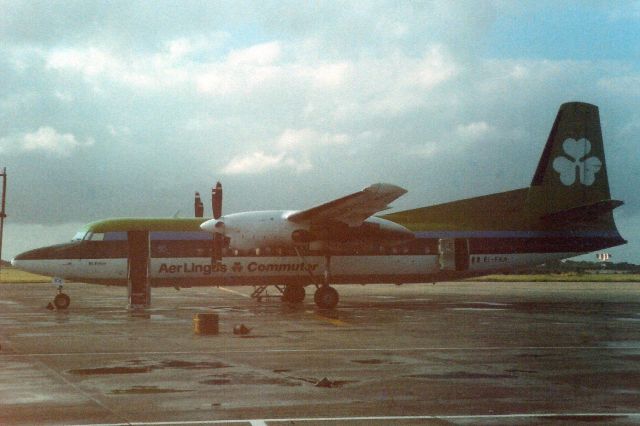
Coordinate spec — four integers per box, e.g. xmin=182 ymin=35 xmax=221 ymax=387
xmin=53 ymin=292 xmax=71 ymax=310
xmin=51 ymin=279 xmax=70 ymax=310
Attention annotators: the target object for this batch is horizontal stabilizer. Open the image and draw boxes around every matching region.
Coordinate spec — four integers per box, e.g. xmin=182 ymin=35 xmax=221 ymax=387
xmin=541 ymin=199 xmax=623 ymax=224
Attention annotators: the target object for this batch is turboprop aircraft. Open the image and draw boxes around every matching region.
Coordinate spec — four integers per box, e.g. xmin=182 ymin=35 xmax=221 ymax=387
xmin=12 ymin=102 xmax=626 ymax=310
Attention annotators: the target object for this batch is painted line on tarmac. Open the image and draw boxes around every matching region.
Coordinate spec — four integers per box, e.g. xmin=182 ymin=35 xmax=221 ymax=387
xmin=72 ymin=412 xmax=640 ymax=426
xmin=217 ymin=287 xmax=251 ymax=298
xmin=3 ymin=345 xmax=640 ymax=358
xmin=309 ymin=311 xmax=349 ymax=326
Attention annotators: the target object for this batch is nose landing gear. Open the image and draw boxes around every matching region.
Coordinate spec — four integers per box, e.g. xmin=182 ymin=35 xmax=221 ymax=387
xmin=50 ymin=278 xmax=70 ymax=310
xmin=53 ymin=291 xmax=71 ymax=310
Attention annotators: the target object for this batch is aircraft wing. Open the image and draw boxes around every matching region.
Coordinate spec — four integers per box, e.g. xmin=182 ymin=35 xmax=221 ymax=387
xmin=287 ymin=183 xmax=407 ymax=227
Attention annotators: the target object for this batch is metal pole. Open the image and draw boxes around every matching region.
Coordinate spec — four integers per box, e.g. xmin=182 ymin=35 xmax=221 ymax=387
xmin=0 ymin=168 xmax=6 ymax=273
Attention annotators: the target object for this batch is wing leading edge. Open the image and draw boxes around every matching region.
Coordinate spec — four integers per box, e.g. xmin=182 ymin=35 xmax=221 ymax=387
xmin=287 ymin=183 xmax=407 ymax=227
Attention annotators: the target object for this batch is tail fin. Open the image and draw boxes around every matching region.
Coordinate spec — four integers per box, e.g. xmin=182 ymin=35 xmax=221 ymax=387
xmin=527 ymin=102 xmax=623 ymax=225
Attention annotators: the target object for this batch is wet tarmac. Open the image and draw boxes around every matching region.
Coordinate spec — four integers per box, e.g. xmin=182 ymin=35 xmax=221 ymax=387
xmin=1 ymin=281 xmax=640 ymax=425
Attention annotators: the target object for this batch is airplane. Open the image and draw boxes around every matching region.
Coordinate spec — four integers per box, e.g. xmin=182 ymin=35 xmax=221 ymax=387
xmin=11 ymin=102 xmax=626 ymax=310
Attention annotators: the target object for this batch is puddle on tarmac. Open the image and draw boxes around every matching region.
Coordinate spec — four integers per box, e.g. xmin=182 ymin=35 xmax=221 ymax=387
xmin=160 ymin=360 xmax=228 ymax=369
xmin=200 ymin=373 xmax=301 ymax=387
xmin=69 ymin=366 xmax=153 ymax=375
xmin=404 ymin=371 xmax=514 ymax=380
xmin=351 ymin=359 xmax=401 ymax=365
xmin=201 ymin=378 xmax=232 ymax=385
xmin=68 ymin=359 xmax=229 ymax=376
xmin=110 ymin=386 xmax=189 ymax=394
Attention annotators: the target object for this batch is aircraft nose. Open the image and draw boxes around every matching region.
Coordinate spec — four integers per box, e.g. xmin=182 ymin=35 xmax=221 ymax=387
xmin=12 ymin=249 xmax=32 ymax=264
xmin=12 ymin=248 xmax=39 ymax=261
xmin=10 ymin=248 xmax=36 ymax=272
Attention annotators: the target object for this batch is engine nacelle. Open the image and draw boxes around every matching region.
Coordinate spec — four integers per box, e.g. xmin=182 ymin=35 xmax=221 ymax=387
xmin=201 ymin=210 xmax=308 ymax=251
xmin=357 ymin=216 xmax=414 ymax=246
xmin=200 ymin=210 xmax=413 ymax=252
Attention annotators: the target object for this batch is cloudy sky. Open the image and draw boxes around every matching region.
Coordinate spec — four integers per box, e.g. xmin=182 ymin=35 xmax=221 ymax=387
xmin=1 ymin=0 xmax=639 ymax=262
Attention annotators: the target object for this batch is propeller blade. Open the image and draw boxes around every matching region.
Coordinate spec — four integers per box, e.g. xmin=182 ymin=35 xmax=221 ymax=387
xmin=212 ymin=232 xmax=223 ymax=262
xmin=194 ymin=192 xmax=204 ymax=218
xmin=212 ymin=181 xmax=223 ymax=219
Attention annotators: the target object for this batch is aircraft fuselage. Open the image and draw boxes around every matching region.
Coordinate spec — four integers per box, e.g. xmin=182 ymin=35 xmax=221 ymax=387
xmin=12 ymin=225 xmax=622 ymax=287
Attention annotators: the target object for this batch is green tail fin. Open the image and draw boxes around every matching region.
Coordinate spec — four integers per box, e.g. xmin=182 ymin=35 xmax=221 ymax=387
xmin=527 ymin=102 xmax=622 ymax=225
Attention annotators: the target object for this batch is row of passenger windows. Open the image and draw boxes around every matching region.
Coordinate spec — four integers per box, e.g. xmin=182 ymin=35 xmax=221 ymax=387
xmin=76 ymin=240 xmax=436 ymax=257
xmin=160 ymin=245 xmax=432 ymax=257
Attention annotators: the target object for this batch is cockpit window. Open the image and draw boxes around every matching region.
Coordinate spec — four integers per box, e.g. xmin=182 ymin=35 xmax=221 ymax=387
xmin=88 ymin=233 xmax=105 ymax=241
xmin=72 ymin=231 xmax=88 ymax=241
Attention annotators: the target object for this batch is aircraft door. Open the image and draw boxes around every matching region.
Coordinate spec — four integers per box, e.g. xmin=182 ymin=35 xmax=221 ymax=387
xmin=454 ymin=238 xmax=470 ymax=271
xmin=127 ymin=231 xmax=150 ymax=308
xmin=438 ymin=238 xmax=456 ymax=271
xmin=438 ymin=238 xmax=469 ymax=272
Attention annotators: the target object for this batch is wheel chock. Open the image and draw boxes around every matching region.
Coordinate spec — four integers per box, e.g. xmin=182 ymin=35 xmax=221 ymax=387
xmin=193 ymin=313 xmax=219 ymax=335
xmin=233 ymin=324 xmax=250 ymax=335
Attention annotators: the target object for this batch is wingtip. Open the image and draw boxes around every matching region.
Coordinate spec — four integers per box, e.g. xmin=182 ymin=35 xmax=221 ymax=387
xmin=366 ymin=183 xmax=408 ymax=196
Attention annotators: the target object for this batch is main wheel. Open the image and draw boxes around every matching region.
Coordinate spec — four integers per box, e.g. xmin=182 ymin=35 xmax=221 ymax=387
xmin=53 ymin=293 xmax=71 ymax=310
xmin=282 ymin=285 xmax=306 ymax=304
xmin=314 ymin=286 xmax=339 ymax=309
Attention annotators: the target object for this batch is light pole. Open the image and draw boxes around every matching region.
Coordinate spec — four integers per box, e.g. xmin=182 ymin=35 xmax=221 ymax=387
xmin=0 ymin=168 xmax=6 ymax=272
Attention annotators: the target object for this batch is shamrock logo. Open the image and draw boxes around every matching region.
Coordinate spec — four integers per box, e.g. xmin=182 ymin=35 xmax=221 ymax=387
xmin=552 ymin=138 xmax=602 ymax=186
xmin=231 ymin=262 xmax=243 ymax=273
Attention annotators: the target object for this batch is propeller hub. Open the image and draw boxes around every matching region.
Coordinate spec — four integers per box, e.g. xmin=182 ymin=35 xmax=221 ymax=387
xmin=200 ymin=218 xmax=225 ymax=234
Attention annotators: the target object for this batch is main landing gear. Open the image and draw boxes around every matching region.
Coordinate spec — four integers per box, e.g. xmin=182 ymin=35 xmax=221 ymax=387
xmin=279 ymin=284 xmax=338 ymax=309
xmin=250 ymin=284 xmax=307 ymax=304
xmin=282 ymin=284 xmax=306 ymax=304
xmin=280 ymin=251 xmax=340 ymax=310
xmin=280 ymin=284 xmax=339 ymax=309
xmin=313 ymin=285 xmax=339 ymax=310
